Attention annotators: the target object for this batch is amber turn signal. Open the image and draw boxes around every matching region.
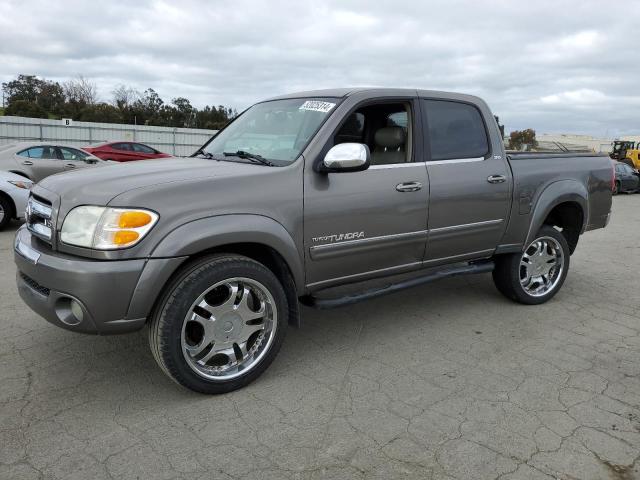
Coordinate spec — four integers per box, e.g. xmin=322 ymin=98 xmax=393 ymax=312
xmin=118 ymin=211 xmax=153 ymax=229
xmin=113 ymin=230 xmax=140 ymax=245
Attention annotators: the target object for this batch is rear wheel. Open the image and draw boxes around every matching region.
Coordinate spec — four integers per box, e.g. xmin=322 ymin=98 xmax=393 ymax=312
xmin=493 ymin=225 xmax=570 ymax=305
xmin=149 ymin=254 xmax=288 ymax=394
xmin=613 ymin=181 xmax=620 ymax=195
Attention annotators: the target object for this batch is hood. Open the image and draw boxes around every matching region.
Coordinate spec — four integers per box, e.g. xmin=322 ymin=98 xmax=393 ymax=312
xmin=38 ymin=157 xmax=272 ymax=206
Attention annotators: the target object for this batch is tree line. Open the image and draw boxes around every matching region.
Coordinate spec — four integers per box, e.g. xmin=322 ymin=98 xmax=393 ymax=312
xmin=508 ymin=129 xmax=538 ymax=151
xmin=1 ymin=74 xmax=237 ymax=130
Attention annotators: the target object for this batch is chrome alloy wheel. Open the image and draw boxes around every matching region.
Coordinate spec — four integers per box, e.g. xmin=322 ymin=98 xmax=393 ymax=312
xmin=181 ymin=277 xmax=277 ymax=381
xmin=519 ymin=236 xmax=565 ymax=297
xmin=0 ymin=202 xmax=4 ymax=224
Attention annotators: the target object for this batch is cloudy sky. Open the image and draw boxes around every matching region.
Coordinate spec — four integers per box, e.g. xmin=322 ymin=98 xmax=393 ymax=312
xmin=1 ymin=0 xmax=639 ymax=136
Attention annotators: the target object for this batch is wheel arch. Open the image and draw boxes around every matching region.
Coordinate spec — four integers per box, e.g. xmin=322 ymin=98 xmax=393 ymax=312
xmin=525 ymin=180 xmax=588 ymax=254
xmin=145 ymin=215 xmax=304 ymax=326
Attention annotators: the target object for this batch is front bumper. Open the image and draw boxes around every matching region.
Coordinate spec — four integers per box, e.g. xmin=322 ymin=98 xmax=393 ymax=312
xmin=14 ymin=226 xmax=184 ymax=335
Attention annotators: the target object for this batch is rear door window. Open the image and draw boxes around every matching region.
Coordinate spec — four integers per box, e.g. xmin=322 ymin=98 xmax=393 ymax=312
xmin=17 ymin=146 xmax=56 ymax=159
xmin=132 ymin=143 xmax=156 ymax=154
xmin=112 ymin=143 xmax=131 ymax=151
xmin=423 ymin=100 xmax=489 ymax=161
xmin=18 ymin=147 xmax=42 ymax=158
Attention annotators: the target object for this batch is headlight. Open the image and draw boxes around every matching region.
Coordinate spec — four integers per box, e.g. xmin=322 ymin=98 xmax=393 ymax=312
xmin=60 ymin=206 xmax=158 ymax=250
xmin=8 ymin=180 xmax=33 ymax=189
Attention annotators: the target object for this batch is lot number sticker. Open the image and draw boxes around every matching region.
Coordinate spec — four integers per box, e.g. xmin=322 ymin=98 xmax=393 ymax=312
xmin=299 ymin=101 xmax=336 ymax=113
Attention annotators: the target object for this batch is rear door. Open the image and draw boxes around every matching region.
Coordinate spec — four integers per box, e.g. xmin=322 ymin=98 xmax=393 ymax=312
xmin=303 ymin=97 xmax=429 ymax=289
xmin=14 ymin=146 xmax=63 ymax=181
xmin=131 ymin=143 xmax=159 ymax=159
xmin=110 ymin=142 xmax=135 ymax=161
xmin=422 ymin=99 xmax=511 ymax=264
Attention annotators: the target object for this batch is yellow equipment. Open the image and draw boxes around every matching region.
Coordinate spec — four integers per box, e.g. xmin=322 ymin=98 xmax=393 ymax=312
xmin=610 ymin=141 xmax=640 ymax=169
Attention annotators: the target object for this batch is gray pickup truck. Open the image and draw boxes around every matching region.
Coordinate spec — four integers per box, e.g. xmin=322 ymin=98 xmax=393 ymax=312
xmin=14 ymin=88 xmax=613 ymax=393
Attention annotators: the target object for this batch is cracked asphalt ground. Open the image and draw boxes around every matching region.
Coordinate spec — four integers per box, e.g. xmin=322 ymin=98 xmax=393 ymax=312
xmin=0 ymin=196 xmax=639 ymax=480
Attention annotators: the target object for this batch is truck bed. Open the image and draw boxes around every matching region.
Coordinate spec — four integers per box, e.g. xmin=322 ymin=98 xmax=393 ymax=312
xmin=501 ymin=152 xmax=612 ymax=248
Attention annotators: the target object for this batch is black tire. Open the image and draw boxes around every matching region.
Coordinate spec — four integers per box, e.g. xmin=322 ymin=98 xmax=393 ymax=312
xmin=492 ymin=225 xmax=570 ymax=305
xmin=149 ymin=254 xmax=288 ymax=394
xmin=613 ymin=181 xmax=620 ymax=195
xmin=0 ymin=195 xmax=14 ymax=231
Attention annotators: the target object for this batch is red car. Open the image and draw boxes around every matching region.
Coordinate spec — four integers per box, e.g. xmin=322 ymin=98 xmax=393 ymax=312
xmin=83 ymin=142 xmax=171 ymax=162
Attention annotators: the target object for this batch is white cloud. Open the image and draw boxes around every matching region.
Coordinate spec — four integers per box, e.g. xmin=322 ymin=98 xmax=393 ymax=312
xmin=540 ymin=89 xmax=607 ymax=105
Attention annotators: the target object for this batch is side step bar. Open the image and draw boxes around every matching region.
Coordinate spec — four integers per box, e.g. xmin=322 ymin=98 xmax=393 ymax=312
xmin=300 ymin=261 xmax=494 ymax=310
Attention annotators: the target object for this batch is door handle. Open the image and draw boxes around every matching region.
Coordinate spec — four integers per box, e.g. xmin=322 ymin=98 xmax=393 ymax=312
xmin=487 ymin=174 xmax=506 ymax=184
xmin=65 ymin=163 xmax=76 ymax=168
xmin=396 ymin=181 xmax=423 ymax=192
xmin=22 ymin=161 xmax=33 ymax=166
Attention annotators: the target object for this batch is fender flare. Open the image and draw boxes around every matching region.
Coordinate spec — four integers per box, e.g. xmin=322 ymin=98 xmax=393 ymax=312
xmin=150 ymin=214 xmax=304 ymax=292
xmin=525 ymin=180 xmax=588 ymax=247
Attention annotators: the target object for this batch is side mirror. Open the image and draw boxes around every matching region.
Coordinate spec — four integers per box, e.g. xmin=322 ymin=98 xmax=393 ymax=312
xmin=85 ymin=158 xmax=98 ymax=164
xmin=322 ymin=143 xmax=370 ymax=172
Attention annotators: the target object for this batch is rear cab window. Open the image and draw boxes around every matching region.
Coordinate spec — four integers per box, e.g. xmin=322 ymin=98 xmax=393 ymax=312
xmin=423 ymin=100 xmax=489 ymax=161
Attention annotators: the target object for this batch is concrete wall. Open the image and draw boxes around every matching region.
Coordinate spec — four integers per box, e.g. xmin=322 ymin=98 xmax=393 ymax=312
xmin=0 ymin=116 xmax=217 ymax=157
xmin=536 ymin=133 xmax=613 ymax=153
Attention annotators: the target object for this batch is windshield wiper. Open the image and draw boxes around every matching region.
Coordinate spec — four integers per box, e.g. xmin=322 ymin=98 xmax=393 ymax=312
xmin=223 ymin=150 xmax=274 ymax=166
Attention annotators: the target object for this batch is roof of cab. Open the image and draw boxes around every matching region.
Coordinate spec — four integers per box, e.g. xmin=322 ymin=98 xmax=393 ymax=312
xmin=263 ymin=87 xmax=484 ymax=105
xmin=264 ymin=88 xmax=364 ymax=101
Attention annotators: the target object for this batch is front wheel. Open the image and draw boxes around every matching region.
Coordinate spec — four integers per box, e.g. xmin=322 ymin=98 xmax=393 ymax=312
xmin=613 ymin=181 xmax=620 ymax=195
xmin=149 ymin=254 xmax=288 ymax=394
xmin=492 ymin=225 xmax=570 ymax=305
xmin=0 ymin=196 xmax=13 ymax=230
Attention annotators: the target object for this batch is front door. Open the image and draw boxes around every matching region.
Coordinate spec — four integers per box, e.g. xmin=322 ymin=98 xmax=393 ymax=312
xmin=421 ymin=99 xmax=511 ymax=264
xmin=303 ymin=99 xmax=429 ymax=289
xmin=57 ymin=146 xmax=93 ymax=173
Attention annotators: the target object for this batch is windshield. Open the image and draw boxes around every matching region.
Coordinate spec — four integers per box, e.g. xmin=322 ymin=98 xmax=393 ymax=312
xmin=202 ymin=97 xmax=338 ymax=165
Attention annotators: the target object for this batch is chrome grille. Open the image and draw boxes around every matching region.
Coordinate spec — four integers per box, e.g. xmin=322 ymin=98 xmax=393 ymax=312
xmin=26 ymin=195 xmax=53 ymax=244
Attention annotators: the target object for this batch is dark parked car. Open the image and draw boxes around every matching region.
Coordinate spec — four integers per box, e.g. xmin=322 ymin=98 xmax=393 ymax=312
xmin=84 ymin=142 xmax=171 ymax=162
xmin=613 ymin=161 xmax=639 ymax=194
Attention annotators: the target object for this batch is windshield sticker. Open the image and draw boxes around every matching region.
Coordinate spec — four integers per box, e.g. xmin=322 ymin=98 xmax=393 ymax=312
xmin=299 ymin=100 xmax=336 ymax=113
